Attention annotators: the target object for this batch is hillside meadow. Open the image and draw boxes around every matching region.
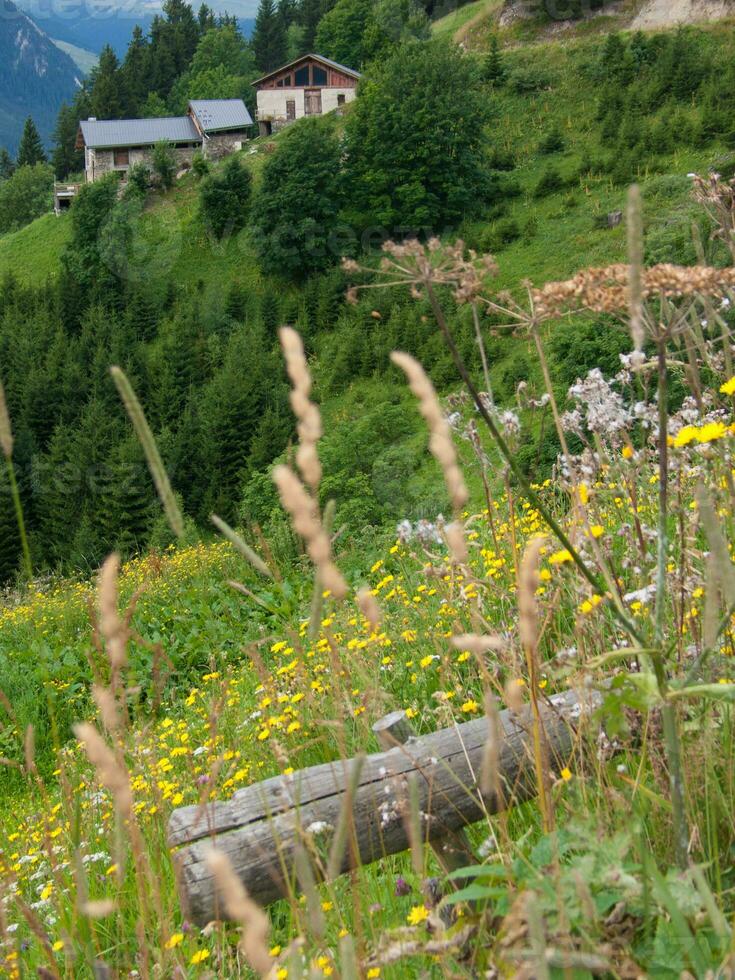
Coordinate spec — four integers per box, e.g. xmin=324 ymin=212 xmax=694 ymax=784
xmin=2 ymin=16 xmax=735 ymax=979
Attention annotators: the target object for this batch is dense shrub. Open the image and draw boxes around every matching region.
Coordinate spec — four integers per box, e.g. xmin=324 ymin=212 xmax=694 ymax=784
xmin=125 ymin=162 xmax=150 ymax=197
xmin=507 ymin=65 xmax=552 ymax=94
xmin=251 ymin=116 xmax=344 ymax=278
xmin=191 ymin=151 xmax=210 ymax=179
xmin=0 ymin=164 xmax=53 ymax=234
xmin=534 ymin=166 xmax=565 ymax=198
xmin=199 ymin=156 xmax=252 ymax=239
xmin=342 ymin=40 xmax=491 ymax=231
xmin=538 ymin=128 xmax=565 ymax=155
xmin=152 ymin=141 xmax=176 ymax=189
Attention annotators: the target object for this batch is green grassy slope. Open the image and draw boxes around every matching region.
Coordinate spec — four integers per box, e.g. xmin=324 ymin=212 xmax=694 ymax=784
xmin=0 ymin=212 xmax=72 ymax=285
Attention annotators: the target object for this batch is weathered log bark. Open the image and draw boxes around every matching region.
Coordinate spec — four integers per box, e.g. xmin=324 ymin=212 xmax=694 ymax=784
xmin=168 ymin=688 xmax=598 ymax=923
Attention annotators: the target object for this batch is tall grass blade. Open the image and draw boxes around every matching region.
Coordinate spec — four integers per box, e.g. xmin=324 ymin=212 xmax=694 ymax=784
xmin=211 ymin=514 xmax=273 ymax=579
xmin=110 ymin=366 xmax=184 ymax=539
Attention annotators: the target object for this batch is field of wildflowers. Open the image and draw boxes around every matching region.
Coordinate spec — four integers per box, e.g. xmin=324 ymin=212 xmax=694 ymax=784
xmin=3 ymin=177 xmax=735 ymax=977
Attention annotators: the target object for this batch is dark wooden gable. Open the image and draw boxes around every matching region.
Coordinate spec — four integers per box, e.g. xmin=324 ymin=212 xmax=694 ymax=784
xmin=257 ymin=57 xmax=358 ymax=90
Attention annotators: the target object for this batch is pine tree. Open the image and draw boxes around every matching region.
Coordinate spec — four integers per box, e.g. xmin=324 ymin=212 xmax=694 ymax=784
xmin=122 ymin=27 xmax=151 ymax=116
xmin=16 ymin=118 xmax=46 ymax=167
xmin=0 ymin=149 xmax=15 ymax=181
xmin=299 ymin=0 xmax=325 ymax=49
xmin=484 ymin=33 xmax=505 ymax=85
xmin=198 ymin=2 xmax=216 ymax=31
xmin=51 ymin=103 xmax=83 ymax=179
xmin=252 ymin=0 xmax=287 ymax=73
xmin=0 ymin=463 xmax=21 ymax=584
xmin=104 ymin=435 xmax=155 ymax=556
xmin=91 ymin=46 xmax=126 ymax=120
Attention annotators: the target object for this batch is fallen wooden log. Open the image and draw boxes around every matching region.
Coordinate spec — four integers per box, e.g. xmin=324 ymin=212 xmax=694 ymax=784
xmin=168 ymin=688 xmax=598 ymax=923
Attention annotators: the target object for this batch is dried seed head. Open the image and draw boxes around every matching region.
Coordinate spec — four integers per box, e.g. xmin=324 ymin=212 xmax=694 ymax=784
xmin=98 ymin=553 xmax=126 ymax=670
xmin=356 ymin=586 xmax=381 ymax=632
xmin=74 ymin=722 xmax=132 ymax=816
xmin=272 ymin=464 xmax=347 ymax=599
xmin=519 ymin=537 xmax=545 ymax=655
xmin=92 ymin=685 xmax=121 ymax=734
xmin=504 ymin=677 xmax=525 ymax=713
xmin=81 ymin=900 xmax=116 ymax=919
xmin=445 ymin=521 xmax=468 ymax=565
xmin=451 ymin=634 xmax=504 ymax=655
xmin=24 ymin=724 xmax=35 ymax=776
xmin=279 ymin=327 xmax=323 ymax=490
xmin=390 ymin=352 xmax=468 ymax=512
xmin=207 ymin=849 xmax=273 ymax=977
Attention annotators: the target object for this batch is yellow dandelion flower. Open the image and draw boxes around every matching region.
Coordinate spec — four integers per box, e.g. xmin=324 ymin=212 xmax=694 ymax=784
xmin=673 ymin=426 xmax=698 ymax=447
xmin=720 ymin=376 xmax=735 ymax=396
xmin=407 ymin=905 xmax=429 ymax=926
xmin=165 ymin=933 xmax=184 ymax=949
xmin=190 ymin=950 xmax=210 ymax=964
xmin=549 ymin=550 xmax=572 ymax=565
xmin=560 ymin=767 xmax=572 ymax=782
xmin=460 ymin=700 xmax=479 ymax=714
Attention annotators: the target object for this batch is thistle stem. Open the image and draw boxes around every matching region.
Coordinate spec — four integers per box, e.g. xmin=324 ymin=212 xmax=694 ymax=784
xmin=424 ymin=282 xmax=645 ymax=647
xmin=654 ymin=337 xmax=689 ymax=868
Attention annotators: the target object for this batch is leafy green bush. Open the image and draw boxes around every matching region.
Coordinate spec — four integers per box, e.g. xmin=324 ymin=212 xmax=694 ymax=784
xmin=125 ymin=162 xmax=150 ymax=197
xmin=0 ymin=163 xmax=53 ymax=234
xmin=538 ymin=128 xmax=565 ymax=155
xmin=507 ymin=65 xmax=552 ymax=94
xmin=191 ymin=151 xmax=210 ymax=180
xmin=251 ymin=116 xmax=344 ymax=278
xmin=199 ymin=155 xmax=252 ymax=239
xmin=534 ymin=166 xmax=565 ymax=198
xmin=152 ymin=141 xmax=176 ymax=190
xmin=342 ymin=40 xmax=491 ymax=230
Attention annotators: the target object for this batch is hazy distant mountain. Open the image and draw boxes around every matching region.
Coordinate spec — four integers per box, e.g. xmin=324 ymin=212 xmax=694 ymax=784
xmin=14 ymin=0 xmax=253 ymax=56
xmin=0 ymin=0 xmax=81 ymax=154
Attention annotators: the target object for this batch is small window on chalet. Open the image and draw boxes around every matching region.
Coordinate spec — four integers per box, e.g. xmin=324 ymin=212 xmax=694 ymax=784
xmin=337 ymin=93 xmax=346 ymax=106
xmin=294 ymin=65 xmax=309 ymax=85
xmin=114 ymin=148 xmax=130 ymax=167
xmin=312 ymin=65 xmax=327 ymax=85
xmin=277 ymin=74 xmax=292 ymax=87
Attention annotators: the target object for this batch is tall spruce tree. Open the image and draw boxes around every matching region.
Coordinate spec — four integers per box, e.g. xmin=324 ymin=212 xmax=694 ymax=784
xmin=122 ymin=27 xmax=151 ymax=116
xmin=0 ymin=149 xmax=14 ymax=180
xmin=16 ymin=118 xmax=46 ymax=167
xmin=252 ymin=0 xmax=287 ymax=73
xmin=51 ymin=103 xmax=84 ymax=179
xmin=91 ymin=46 xmax=126 ymax=120
xmin=299 ymin=0 xmax=323 ymax=51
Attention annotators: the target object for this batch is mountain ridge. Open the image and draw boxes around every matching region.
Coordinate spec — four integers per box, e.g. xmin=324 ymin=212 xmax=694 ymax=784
xmin=0 ymin=0 xmax=81 ymax=153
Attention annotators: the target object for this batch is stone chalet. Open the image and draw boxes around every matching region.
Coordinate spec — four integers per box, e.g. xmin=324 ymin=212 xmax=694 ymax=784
xmin=77 ymin=99 xmax=253 ymax=183
xmin=254 ymin=54 xmax=360 ymax=136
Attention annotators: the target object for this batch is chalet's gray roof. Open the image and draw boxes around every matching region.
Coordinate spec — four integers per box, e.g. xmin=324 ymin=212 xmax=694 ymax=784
xmin=253 ymin=54 xmax=361 ymax=87
xmin=80 ymin=116 xmax=200 ymax=149
xmin=189 ymin=99 xmax=253 ymax=132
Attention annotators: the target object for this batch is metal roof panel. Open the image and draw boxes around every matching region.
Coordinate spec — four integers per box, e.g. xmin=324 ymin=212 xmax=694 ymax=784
xmin=188 ymin=99 xmax=253 ymax=132
xmin=80 ymin=116 xmax=200 ymax=149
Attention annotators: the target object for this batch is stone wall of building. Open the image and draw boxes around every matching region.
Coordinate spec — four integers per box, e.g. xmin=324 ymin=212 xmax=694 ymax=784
xmin=203 ymin=130 xmax=249 ymax=160
xmin=255 ymin=87 xmax=356 ymax=135
xmin=85 ymin=144 xmax=199 ymax=183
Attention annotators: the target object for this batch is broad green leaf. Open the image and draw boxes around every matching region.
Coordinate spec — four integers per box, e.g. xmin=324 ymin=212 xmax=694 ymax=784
xmin=446 ymin=863 xmax=510 ymax=881
xmin=667 ymin=682 xmax=735 ymax=703
xmin=441 ymin=882 xmax=507 ymax=906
